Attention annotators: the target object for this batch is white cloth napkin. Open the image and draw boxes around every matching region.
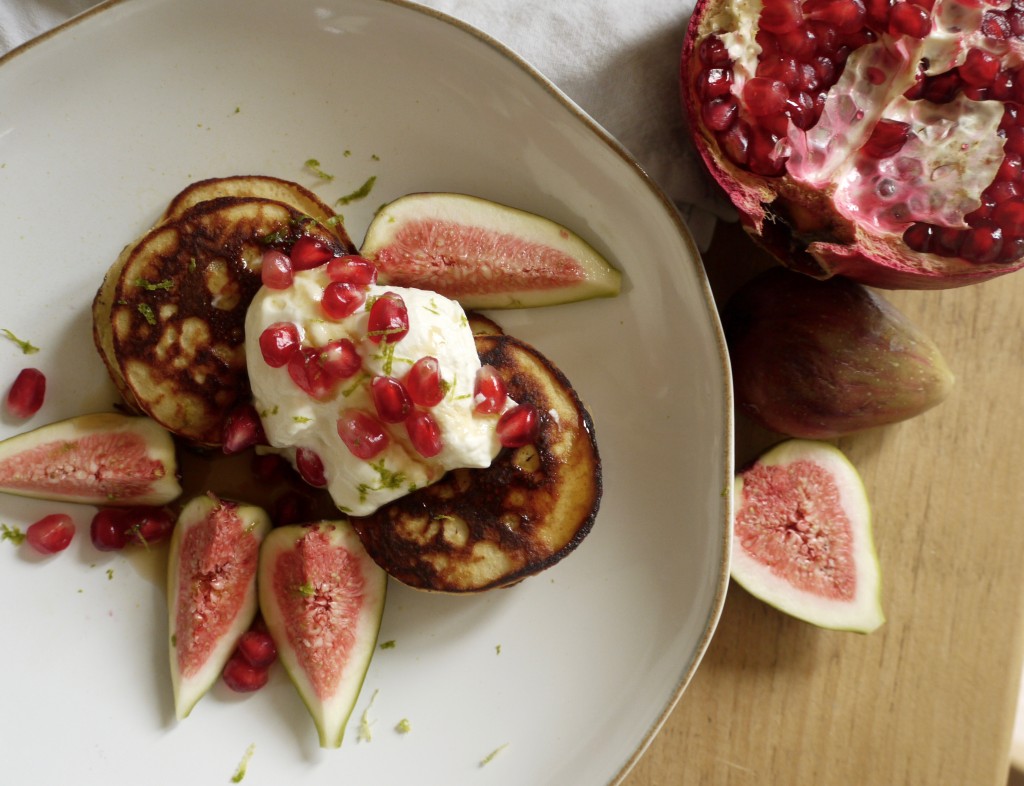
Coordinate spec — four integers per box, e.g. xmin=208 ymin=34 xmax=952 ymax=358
xmin=0 ymin=0 xmax=725 ymax=246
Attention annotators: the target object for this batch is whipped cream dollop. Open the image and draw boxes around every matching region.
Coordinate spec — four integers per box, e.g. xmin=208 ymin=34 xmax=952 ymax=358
xmin=245 ymin=269 xmax=506 ymax=515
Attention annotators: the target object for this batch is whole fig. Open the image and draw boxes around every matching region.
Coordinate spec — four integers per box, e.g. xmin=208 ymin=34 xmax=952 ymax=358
xmin=723 ymin=268 xmax=955 ymax=438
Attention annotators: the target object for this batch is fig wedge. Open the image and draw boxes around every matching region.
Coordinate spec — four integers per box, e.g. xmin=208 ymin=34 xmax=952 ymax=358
xmin=168 ymin=493 xmax=271 ymax=719
xmin=0 ymin=413 xmax=181 ymax=505
xmin=258 ymin=521 xmax=386 ymax=749
xmin=360 ymin=192 xmax=621 ymax=308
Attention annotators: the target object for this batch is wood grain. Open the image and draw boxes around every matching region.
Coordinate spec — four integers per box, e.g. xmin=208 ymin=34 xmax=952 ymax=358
xmin=622 ymin=222 xmax=1024 ymax=786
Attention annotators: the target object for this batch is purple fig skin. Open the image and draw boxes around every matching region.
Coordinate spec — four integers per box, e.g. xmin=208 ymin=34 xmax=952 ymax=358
xmin=723 ymin=267 xmax=955 ymax=438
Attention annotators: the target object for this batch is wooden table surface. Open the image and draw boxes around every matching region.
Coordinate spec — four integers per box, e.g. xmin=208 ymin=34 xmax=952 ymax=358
xmin=622 ymin=222 xmax=1024 ymax=786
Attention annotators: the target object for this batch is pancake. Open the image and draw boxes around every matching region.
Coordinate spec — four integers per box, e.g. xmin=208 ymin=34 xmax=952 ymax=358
xmin=93 ymin=197 xmax=348 ymax=447
xmin=351 ymin=332 xmax=602 ymax=592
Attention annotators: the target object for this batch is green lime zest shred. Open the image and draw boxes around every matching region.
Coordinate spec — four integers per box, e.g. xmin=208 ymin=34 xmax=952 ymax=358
xmin=480 ymin=743 xmax=509 ymax=767
xmin=1 ymin=328 xmax=39 ymax=354
xmin=304 ymin=158 xmax=335 ymax=181
xmin=336 ymin=175 xmax=377 ymax=206
xmin=231 ymin=743 xmax=256 ymax=783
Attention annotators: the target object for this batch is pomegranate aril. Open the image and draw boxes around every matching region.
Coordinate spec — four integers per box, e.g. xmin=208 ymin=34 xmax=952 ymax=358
xmin=370 ymin=375 xmax=412 ymax=423
xmin=321 ymin=281 xmax=366 ymax=319
xmin=921 ymin=71 xmax=962 ymax=103
xmin=786 ymin=92 xmax=816 ymax=130
xmin=405 ymin=410 xmax=443 ymax=458
xmin=986 ymin=180 xmax=1022 ymax=203
xmin=982 ymin=10 xmax=1011 ymax=39
xmin=702 ymin=96 xmax=738 ymax=132
xmin=961 ymin=226 xmax=1004 ymax=264
xmin=861 ymin=119 xmax=911 ymax=159
xmin=295 ymin=447 xmax=327 ymax=487
xmin=222 ymin=653 xmax=269 ymax=693
xmin=759 ymin=55 xmax=799 ymax=87
xmin=289 ymin=235 xmax=334 ymax=270
xmin=934 ymin=227 xmax=964 ymax=257
xmin=405 ymin=356 xmax=445 ymax=407
xmin=273 ymin=489 xmax=313 ymax=526
xmin=1010 ymin=8 xmax=1024 ymax=36
xmin=960 ymin=49 xmax=1000 ymax=86
xmin=759 ymin=0 xmax=803 ymax=34
xmin=902 ymin=222 xmax=936 ymax=254
xmin=865 ymin=0 xmax=893 ymax=26
xmin=888 ymin=1 xmax=931 ymax=37
xmin=496 ymin=405 xmax=539 ymax=448
xmin=805 ymin=0 xmax=866 ymax=31
xmin=748 ymin=128 xmax=788 ymax=176
xmin=90 ymin=506 xmax=173 ymax=551
xmin=259 ymin=322 xmax=301 ymax=367
xmin=1006 ymin=126 xmax=1024 ymax=156
xmin=719 ymin=120 xmax=752 ymax=166
xmin=699 ymin=35 xmax=730 ymax=67
xmin=699 ymin=67 xmax=734 ymax=101
xmin=473 ymin=365 xmax=508 ymax=414
xmin=320 ymin=339 xmax=362 ymax=381
xmin=6 ymin=368 xmax=45 ymax=419
xmin=337 ymin=409 xmax=389 ymax=459
xmin=326 ymin=254 xmax=378 ymax=285
xmin=776 ymin=26 xmax=817 ymax=60
xmin=26 ymin=513 xmax=75 ymax=554
xmin=261 ymin=249 xmax=293 ymax=289
xmin=288 ymin=347 xmax=333 ymax=399
xmin=743 ymin=77 xmax=789 ymax=117
xmin=236 ymin=629 xmax=278 ymax=669
xmin=993 ymin=200 xmax=1024 ymax=229
xmin=367 ymin=292 xmax=410 ymax=344
xmin=222 ymin=402 xmax=266 ymax=455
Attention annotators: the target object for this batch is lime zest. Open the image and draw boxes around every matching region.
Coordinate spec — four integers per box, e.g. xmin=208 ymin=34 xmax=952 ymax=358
xmin=336 ymin=175 xmax=377 ymax=206
xmin=304 ymin=158 xmax=335 ymax=181
xmin=1 ymin=328 xmax=39 ymax=355
xmin=231 ymin=743 xmax=256 ymax=783
xmin=357 ymin=689 xmax=379 ymax=742
xmin=480 ymin=743 xmax=509 ymax=767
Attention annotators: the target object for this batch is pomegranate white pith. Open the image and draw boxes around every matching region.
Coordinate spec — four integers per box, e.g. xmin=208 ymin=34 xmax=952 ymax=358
xmin=682 ymin=0 xmax=1024 ymax=288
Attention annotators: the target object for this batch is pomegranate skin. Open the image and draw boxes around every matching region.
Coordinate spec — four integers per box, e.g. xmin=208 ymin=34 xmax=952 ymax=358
xmin=680 ymin=0 xmax=1024 ymax=289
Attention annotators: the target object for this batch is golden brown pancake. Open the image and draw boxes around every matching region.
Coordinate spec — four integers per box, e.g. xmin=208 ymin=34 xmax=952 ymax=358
xmin=93 ymin=197 xmax=347 ymax=447
xmin=161 ymin=175 xmax=351 ymax=247
xmin=351 ymin=333 xmax=602 ymax=592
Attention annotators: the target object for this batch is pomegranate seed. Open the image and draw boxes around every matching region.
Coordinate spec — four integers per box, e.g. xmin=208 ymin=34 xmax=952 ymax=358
xmin=993 ymin=199 xmax=1024 ymax=229
xmin=718 ymin=120 xmax=752 ymax=166
xmin=865 ymin=0 xmax=893 ymax=26
xmin=888 ymin=1 xmax=931 ymax=37
xmin=259 ymin=322 xmax=301 ymax=367
xmin=698 ymin=36 xmax=731 ymax=68
xmin=748 ymin=127 xmax=788 ymax=176
xmin=236 ymin=629 xmax=277 ymax=669
xmin=805 ymin=0 xmax=866 ymax=31
xmin=26 ymin=514 xmax=74 ymax=554
xmin=90 ymin=506 xmax=173 ymax=551
xmin=496 ymin=405 xmax=539 ymax=448
xmin=961 ymin=226 xmax=1004 ymax=264
xmin=319 ymin=339 xmax=362 ymax=381
xmin=289 ymin=235 xmax=334 ymax=270
xmin=702 ymin=96 xmax=738 ymax=132
xmin=321 ymin=281 xmax=366 ymax=319
xmin=862 ymin=119 xmax=911 ymax=159
xmin=367 ymin=292 xmax=410 ymax=344
xmin=1000 ymin=238 xmax=1024 ymax=263
xmin=743 ymin=77 xmax=789 ymax=116
xmin=776 ymin=26 xmax=817 ymax=60
xmin=934 ymin=226 xmax=964 ymax=257
xmin=288 ymin=346 xmax=334 ymax=399
xmin=902 ymin=222 xmax=936 ymax=253
xmin=759 ymin=56 xmax=799 ymax=88
xmin=986 ymin=180 xmax=1022 ymax=202
xmin=473 ymin=365 xmax=508 ymax=414
xmin=405 ymin=357 xmax=445 ymax=407
xmin=699 ymin=67 xmax=734 ymax=101
xmin=991 ymin=70 xmax=1016 ymax=101
xmin=261 ymin=249 xmax=293 ymax=289
xmin=997 ymin=153 xmax=1023 ymax=183
xmin=1006 ymin=126 xmax=1024 ymax=156
xmin=370 ymin=376 xmax=412 ymax=423
xmin=759 ymin=0 xmax=803 ymax=34
xmin=810 ymin=21 xmax=838 ymax=54
xmin=337 ymin=409 xmax=389 ymax=459
xmin=295 ymin=447 xmax=327 ymax=487
xmin=326 ymin=254 xmax=378 ymax=285
xmin=921 ymin=71 xmax=962 ymax=103
xmin=6 ymin=368 xmax=45 ymax=419
xmin=785 ymin=91 xmax=816 ymax=130
xmin=960 ymin=49 xmax=1001 ymax=86
xmin=222 ymin=653 xmax=269 ymax=692
xmin=222 ymin=402 xmax=266 ymax=454
xmin=982 ymin=10 xmax=1011 ymax=39
xmin=1010 ymin=8 xmax=1024 ymax=35
xmin=405 ymin=410 xmax=443 ymax=458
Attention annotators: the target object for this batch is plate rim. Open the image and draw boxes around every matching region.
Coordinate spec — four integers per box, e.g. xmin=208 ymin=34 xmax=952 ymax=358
xmin=0 ymin=1 xmax=735 ymax=782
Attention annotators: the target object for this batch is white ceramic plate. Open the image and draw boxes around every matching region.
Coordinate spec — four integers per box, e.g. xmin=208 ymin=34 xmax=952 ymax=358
xmin=0 ymin=1 xmax=732 ymax=783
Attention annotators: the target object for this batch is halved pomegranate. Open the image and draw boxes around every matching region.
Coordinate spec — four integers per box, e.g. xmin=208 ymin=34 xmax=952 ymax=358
xmin=681 ymin=0 xmax=1024 ymax=288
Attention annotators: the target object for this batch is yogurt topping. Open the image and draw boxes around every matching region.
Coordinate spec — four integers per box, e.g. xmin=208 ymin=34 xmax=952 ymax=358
xmin=245 ymin=269 xmax=507 ymax=516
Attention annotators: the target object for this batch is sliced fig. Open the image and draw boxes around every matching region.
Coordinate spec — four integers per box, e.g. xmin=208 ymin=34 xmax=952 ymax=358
xmin=167 ymin=493 xmax=271 ymax=719
xmin=732 ymin=439 xmax=884 ymax=633
xmin=258 ymin=522 xmax=387 ymax=748
xmin=360 ymin=192 xmax=621 ymax=308
xmin=724 ymin=267 xmax=954 ymax=438
xmin=0 ymin=413 xmax=181 ymax=505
